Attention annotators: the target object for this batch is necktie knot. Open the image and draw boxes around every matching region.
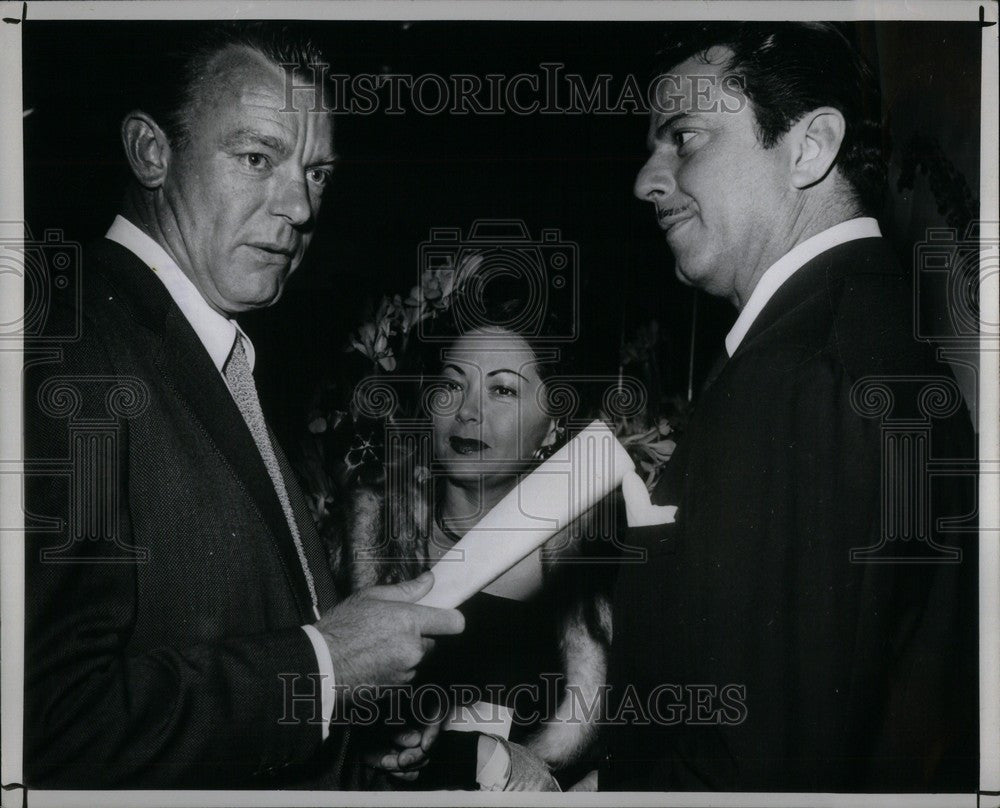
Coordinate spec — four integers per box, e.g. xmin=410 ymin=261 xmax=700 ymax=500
xmin=224 ymin=333 xmax=252 ymax=388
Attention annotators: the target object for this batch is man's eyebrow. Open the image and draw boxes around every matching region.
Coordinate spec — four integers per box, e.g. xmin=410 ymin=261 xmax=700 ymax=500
xmin=220 ymin=128 xmax=290 ymax=156
xmin=487 ymin=369 xmax=528 ymax=382
xmin=647 ymin=112 xmax=707 ymax=150
xmin=654 ymin=112 xmax=691 ymax=138
xmin=310 ymin=152 xmax=339 ymax=167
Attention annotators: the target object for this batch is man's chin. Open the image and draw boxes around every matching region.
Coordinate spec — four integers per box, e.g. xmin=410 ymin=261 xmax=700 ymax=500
xmin=216 ymin=281 xmax=286 ymax=314
xmin=674 ymin=256 xmax=713 ymax=292
xmin=673 ymin=265 xmax=696 ymax=289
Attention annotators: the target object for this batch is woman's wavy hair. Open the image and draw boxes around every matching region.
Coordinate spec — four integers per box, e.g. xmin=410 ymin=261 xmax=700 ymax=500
xmin=655 ymin=22 xmax=888 ymax=215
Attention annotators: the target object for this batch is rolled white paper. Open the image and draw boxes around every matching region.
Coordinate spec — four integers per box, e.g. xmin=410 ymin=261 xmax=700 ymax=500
xmin=417 ymin=419 xmax=634 ymax=609
xmin=443 ymin=701 xmax=514 ymax=738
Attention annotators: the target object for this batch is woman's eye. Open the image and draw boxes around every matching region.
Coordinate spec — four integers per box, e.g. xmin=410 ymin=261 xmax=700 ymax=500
xmin=491 ymin=384 xmax=517 ymax=398
xmin=444 ymin=380 xmax=463 ymax=393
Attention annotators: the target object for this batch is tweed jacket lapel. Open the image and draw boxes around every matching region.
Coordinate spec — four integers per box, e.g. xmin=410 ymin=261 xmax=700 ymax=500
xmin=90 ymin=238 xmax=318 ymax=620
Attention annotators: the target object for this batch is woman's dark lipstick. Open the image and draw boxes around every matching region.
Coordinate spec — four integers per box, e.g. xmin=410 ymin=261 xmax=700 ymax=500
xmin=449 ymin=436 xmax=490 ymax=455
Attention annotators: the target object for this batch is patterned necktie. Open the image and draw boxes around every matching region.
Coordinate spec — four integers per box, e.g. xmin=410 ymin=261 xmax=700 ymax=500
xmin=224 ymin=333 xmax=320 ymax=620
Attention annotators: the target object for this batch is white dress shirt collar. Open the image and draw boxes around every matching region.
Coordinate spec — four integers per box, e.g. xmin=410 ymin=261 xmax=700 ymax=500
xmin=105 ymin=215 xmax=255 ymax=372
xmin=725 ymin=217 xmax=882 ymax=357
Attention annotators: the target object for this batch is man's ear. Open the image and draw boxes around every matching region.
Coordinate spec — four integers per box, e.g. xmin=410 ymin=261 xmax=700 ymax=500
xmin=120 ymin=111 xmax=172 ymax=189
xmin=789 ymin=107 xmax=846 ymax=189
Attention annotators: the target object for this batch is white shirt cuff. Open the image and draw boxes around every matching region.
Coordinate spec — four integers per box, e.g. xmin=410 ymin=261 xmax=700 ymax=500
xmin=300 ymin=624 xmax=335 ymax=741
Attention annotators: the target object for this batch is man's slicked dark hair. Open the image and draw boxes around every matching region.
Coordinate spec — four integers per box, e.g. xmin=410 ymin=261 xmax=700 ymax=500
xmin=137 ymin=22 xmax=328 ymax=151
xmin=655 ymin=22 xmax=887 ymax=215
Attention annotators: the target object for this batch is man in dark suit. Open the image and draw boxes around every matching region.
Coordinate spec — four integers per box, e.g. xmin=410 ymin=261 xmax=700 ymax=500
xmin=23 ymin=24 xmax=463 ymax=789
xmin=601 ymin=23 xmax=978 ymax=791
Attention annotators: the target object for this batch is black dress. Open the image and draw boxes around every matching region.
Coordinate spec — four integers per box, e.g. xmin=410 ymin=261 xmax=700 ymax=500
xmin=413 ymin=588 xmax=562 ymax=789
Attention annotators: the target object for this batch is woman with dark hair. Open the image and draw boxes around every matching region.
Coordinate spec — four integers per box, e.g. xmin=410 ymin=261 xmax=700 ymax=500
xmin=333 ymin=299 xmax=616 ymax=791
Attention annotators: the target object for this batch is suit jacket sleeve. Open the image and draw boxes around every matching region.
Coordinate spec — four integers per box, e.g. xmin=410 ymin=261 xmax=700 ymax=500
xmin=24 ymin=308 xmax=329 ymax=789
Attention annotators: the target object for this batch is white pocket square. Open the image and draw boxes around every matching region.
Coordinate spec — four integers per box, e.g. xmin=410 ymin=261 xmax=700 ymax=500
xmin=622 ymin=469 xmax=678 ymax=528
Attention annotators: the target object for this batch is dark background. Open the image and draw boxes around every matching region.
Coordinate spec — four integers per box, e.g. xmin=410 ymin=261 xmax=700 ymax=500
xmin=22 ymin=19 xmax=983 ymax=448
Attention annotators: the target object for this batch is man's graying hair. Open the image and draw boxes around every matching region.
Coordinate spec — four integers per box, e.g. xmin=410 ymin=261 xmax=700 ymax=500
xmin=139 ymin=22 xmax=328 ymax=151
xmin=656 ymin=22 xmax=888 ymax=215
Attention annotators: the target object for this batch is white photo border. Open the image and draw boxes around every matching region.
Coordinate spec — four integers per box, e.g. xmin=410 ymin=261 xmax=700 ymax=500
xmin=1 ymin=2 xmax=996 ymax=807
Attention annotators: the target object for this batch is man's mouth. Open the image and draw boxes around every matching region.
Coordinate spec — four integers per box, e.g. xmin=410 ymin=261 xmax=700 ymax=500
xmin=448 ymin=436 xmax=490 ymax=455
xmin=656 ymin=205 xmax=695 ymax=233
xmin=248 ymin=243 xmax=297 ymax=258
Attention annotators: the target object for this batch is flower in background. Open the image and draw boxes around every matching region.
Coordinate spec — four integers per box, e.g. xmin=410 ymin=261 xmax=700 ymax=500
xmin=350 ymin=297 xmax=398 ymax=371
xmin=344 ymin=430 xmax=383 ymax=472
xmin=402 ymin=286 xmax=425 ymax=333
xmin=307 ymin=409 xmax=346 ymax=435
xmin=392 ymin=293 xmax=419 ymax=335
xmin=620 ymin=417 xmax=677 ymax=489
xmin=419 ymin=268 xmax=455 ymax=309
xmin=403 ymin=253 xmax=483 ymax=332
xmin=350 ymin=322 xmax=396 ymax=370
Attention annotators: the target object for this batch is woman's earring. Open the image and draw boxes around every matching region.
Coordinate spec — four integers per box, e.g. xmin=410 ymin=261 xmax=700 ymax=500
xmin=532 ymin=423 xmax=566 ymax=461
xmin=532 ymin=444 xmax=553 ymax=461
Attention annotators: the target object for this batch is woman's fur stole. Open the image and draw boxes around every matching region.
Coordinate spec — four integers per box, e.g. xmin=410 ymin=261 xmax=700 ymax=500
xmin=327 ymin=473 xmax=614 ymax=772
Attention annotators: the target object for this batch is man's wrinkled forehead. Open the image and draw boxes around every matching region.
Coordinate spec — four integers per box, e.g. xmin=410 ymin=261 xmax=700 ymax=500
xmin=201 ymin=46 xmax=281 ymax=106
xmin=198 ymin=45 xmax=331 ymax=132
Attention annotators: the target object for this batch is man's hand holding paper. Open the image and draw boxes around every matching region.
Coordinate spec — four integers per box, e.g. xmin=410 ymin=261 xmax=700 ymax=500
xmin=315 ymin=571 xmax=465 ymax=704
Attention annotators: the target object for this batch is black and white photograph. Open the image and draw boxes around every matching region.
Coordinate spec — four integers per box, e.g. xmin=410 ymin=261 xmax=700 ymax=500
xmin=1 ymin=1 xmax=997 ymax=805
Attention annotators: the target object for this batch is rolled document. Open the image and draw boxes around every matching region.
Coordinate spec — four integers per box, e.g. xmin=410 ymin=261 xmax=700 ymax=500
xmin=417 ymin=419 xmax=634 ymax=609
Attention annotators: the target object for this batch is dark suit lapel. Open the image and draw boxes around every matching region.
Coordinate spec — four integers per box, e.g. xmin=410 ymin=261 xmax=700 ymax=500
xmin=699 ymin=346 xmax=729 ymax=396
xmin=90 ymin=238 xmax=317 ymax=619
xmin=732 ymin=236 xmax=899 ymax=362
xmin=698 ymin=238 xmax=898 ymax=408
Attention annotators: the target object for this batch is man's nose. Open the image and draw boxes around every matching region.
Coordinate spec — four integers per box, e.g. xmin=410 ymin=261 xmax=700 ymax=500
xmin=270 ymin=172 xmax=312 ymax=227
xmin=634 ymin=154 xmax=676 ymax=202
